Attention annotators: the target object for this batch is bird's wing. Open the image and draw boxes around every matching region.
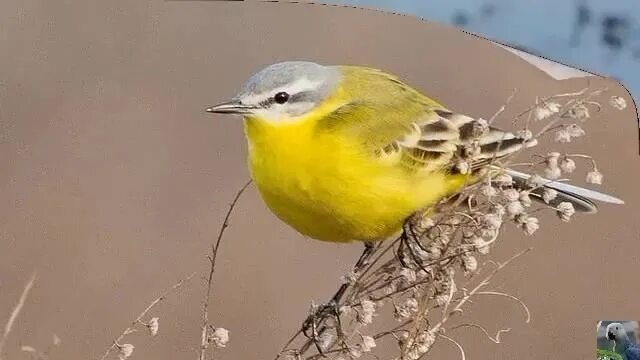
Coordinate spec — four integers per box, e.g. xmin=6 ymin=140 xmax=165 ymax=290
xmin=373 ymin=108 xmax=624 ymax=213
xmin=375 ymin=108 xmax=536 ymax=174
xmin=328 ymin=66 xmax=623 ymax=212
xmin=332 ymin=66 xmax=535 ymax=173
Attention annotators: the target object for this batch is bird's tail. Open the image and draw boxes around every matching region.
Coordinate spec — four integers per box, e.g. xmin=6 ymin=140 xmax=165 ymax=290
xmin=504 ymin=168 xmax=625 ymax=213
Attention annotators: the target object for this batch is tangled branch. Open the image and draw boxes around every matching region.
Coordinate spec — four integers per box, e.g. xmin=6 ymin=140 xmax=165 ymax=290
xmin=271 ymin=87 xmax=626 ymax=360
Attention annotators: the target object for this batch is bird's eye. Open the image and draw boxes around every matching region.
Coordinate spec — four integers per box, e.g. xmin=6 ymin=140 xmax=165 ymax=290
xmin=274 ymin=92 xmax=290 ymax=104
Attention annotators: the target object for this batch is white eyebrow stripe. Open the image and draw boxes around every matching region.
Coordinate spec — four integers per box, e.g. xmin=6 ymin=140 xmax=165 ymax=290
xmin=242 ymin=77 xmax=324 ymax=105
xmin=252 ymin=101 xmax=316 ymax=121
xmin=279 ymin=101 xmax=315 ymax=113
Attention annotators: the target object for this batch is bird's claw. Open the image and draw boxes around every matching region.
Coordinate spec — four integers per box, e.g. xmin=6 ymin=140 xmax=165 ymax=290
xmin=396 ymin=216 xmax=432 ymax=272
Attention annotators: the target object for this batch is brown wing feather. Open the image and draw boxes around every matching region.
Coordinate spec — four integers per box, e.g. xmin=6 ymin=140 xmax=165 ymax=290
xmin=378 ymin=108 xmax=537 ymax=174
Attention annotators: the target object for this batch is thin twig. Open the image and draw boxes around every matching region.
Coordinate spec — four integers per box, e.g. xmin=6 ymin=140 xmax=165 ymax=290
xmin=297 ymin=244 xmax=379 ymax=355
xmin=439 ymin=334 xmax=466 ymax=360
xmin=430 ymin=248 xmax=532 ymax=335
xmin=514 ymin=87 xmax=590 ymax=120
xmin=488 ymin=88 xmax=518 ymax=125
xmin=474 ymin=291 xmax=531 ymax=323
xmin=450 ymin=323 xmax=511 ymax=343
xmin=98 ymin=271 xmax=197 ymax=360
xmin=0 ymin=272 xmax=37 ymax=360
xmin=199 ymin=179 xmax=252 ymax=360
xmin=274 ymin=330 xmax=303 ymax=360
xmin=535 ymin=87 xmax=607 ymax=138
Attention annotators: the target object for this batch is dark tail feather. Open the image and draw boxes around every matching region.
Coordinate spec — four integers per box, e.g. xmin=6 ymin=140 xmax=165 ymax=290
xmin=504 ymin=168 xmax=624 ymax=213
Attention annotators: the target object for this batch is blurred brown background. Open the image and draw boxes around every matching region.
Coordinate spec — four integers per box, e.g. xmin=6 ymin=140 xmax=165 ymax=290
xmin=1 ymin=1 xmax=638 ymax=359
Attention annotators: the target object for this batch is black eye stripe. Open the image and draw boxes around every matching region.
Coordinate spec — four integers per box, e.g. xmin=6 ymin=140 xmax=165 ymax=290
xmin=259 ymin=98 xmax=275 ymax=107
xmin=288 ymin=91 xmax=314 ymax=103
xmin=258 ymin=90 xmax=314 ymax=108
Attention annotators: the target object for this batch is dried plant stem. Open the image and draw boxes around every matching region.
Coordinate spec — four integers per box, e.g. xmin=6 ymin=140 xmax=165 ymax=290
xmin=98 ymin=271 xmax=196 ymax=360
xmin=276 ymin=330 xmax=304 ymax=360
xmin=297 ymin=243 xmax=380 ymax=355
xmin=474 ymin=291 xmax=531 ymax=323
xmin=357 ymin=238 xmax=400 ymax=282
xmin=270 ymin=86 xmax=619 ymax=360
xmin=439 ymin=334 xmax=466 ymax=360
xmin=515 ymin=87 xmax=589 ymax=120
xmin=450 ymin=323 xmax=511 ymax=343
xmin=535 ymin=87 xmax=607 ymax=138
xmin=0 ymin=272 xmax=36 ymax=360
xmin=430 ymin=248 xmax=532 ymax=336
xmin=199 ymin=179 xmax=252 ymax=360
xmin=488 ymin=88 xmax=518 ymax=125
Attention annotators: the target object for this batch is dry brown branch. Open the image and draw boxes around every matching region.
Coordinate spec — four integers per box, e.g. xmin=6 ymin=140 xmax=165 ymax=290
xmin=267 ymin=85 xmax=624 ymax=360
xmin=98 ymin=272 xmax=196 ymax=360
xmin=439 ymin=334 xmax=466 ymax=360
xmin=488 ymin=88 xmax=518 ymax=125
xmin=432 ymin=248 xmax=532 ymax=332
xmin=450 ymin=323 xmax=511 ymax=344
xmin=199 ymin=179 xmax=252 ymax=360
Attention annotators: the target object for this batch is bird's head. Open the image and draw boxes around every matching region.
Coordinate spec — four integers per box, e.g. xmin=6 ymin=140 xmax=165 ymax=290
xmin=607 ymin=322 xmax=627 ymax=341
xmin=206 ymin=61 xmax=341 ymax=123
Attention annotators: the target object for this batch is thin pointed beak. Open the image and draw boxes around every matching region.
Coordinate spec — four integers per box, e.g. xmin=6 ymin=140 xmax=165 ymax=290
xmin=205 ymin=99 xmax=255 ymax=114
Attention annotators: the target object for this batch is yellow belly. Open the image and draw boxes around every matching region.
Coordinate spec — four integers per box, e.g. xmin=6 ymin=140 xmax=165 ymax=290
xmin=244 ymin=118 xmax=462 ymax=243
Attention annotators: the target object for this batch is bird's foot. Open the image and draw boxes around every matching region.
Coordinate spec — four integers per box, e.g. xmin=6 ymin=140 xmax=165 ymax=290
xmin=396 ymin=216 xmax=431 ymax=272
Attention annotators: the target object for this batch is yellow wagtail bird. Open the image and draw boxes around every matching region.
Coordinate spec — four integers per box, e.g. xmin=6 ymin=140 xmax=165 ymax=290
xmin=206 ymin=61 xmax=624 ymax=243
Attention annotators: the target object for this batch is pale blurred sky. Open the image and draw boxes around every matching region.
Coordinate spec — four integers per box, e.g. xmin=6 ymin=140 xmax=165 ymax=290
xmin=338 ymin=0 xmax=640 ymax=103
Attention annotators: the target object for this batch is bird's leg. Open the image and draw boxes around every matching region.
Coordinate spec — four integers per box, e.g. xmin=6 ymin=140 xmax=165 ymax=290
xmin=405 ymin=211 xmax=430 ymax=253
xmin=397 ymin=212 xmax=433 ymax=273
xmin=399 ymin=230 xmax=426 ymax=272
xmin=396 ymin=235 xmax=410 ymax=268
xmin=355 ymin=241 xmax=376 ymax=268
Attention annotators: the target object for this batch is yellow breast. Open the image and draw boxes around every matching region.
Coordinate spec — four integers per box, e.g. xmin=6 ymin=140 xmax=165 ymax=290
xmin=243 ymin=114 xmax=460 ymax=243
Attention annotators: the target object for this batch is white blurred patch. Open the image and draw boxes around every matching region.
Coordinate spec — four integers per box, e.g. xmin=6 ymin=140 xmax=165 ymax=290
xmin=493 ymin=41 xmax=597 ymax=80
xmin=251 ymin=101 xmax=317 ymax=123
